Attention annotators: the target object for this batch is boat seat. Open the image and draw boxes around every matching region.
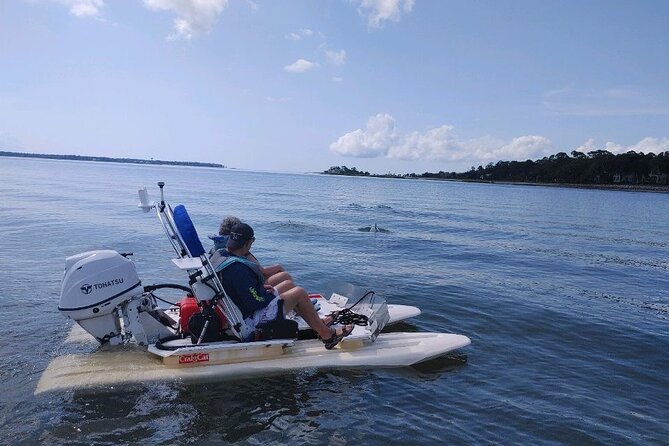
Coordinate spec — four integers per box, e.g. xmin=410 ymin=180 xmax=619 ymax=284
xmin=172 ymin=205 xmax=206 ymax=257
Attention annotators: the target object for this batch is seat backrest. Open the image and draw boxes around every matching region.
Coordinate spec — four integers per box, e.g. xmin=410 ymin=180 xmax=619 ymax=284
xmin=172 ymin=205 xmax=206 ymax=257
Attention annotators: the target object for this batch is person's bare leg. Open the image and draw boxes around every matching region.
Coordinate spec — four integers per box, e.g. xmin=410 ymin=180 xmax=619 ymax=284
xmin=276 ymin=284 xmax=335 ymax=326
xmin=274 ymin=279 xmax=295 ymax=295
xmin=280 ymin=287 xmax=334 ymax=339
xmin=266 ymin=271 xmax=293 ymax=287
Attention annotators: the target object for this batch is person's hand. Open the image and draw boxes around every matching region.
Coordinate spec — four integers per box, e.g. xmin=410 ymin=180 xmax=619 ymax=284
xmin=264 ymin=284 xmax=274 ymax=293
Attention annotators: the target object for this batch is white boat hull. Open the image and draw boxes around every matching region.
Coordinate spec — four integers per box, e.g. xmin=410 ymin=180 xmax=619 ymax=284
xmin=35 ymin=332 xmax=469 ymax=394
xmin=38 ymin=298 xmax=465 ymax=394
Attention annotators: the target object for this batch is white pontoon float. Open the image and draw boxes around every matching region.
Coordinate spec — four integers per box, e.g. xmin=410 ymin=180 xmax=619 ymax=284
xmin=35 ymin=183 xmax=470 ymax=393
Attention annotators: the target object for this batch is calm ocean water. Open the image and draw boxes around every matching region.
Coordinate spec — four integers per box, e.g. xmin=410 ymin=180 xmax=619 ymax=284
xmin=1 ymin=157 xmax=667 ymax=445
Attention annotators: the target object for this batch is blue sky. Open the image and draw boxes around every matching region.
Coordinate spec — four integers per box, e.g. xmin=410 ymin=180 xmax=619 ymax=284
xmin=1 ymin=0 xmax=668 ymax=173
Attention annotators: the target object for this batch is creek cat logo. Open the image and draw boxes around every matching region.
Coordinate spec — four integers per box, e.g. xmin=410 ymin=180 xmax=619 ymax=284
xmin=80 ymin=284 xmax=93 ymax=294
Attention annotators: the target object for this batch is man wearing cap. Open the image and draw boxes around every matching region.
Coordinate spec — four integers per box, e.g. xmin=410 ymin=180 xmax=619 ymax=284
xmin=214 ymin=223 xmax=352 ymax=349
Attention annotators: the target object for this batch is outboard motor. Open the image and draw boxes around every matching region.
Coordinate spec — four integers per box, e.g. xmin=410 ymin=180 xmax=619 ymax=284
xmin=59 ymin=250 xmax=143 ymax=344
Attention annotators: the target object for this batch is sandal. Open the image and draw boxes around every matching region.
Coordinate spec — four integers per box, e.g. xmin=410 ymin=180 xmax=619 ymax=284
xmin=322 ymin=325 xmax=354 ymax=350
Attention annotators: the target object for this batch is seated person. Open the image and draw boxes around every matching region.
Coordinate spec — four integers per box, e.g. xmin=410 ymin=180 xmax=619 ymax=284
xmin=212 ymin=216 xmax=291 ymax=288
xmin=215 ymin=223 xmax=352 ymax=349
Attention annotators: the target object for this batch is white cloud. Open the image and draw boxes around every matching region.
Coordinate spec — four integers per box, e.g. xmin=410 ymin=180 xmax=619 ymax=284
xmin=286 ymin=28 xmax=314 ymax=40
xmin=542 ymin=86 xmax=572 ymax=102
xmin=284 ymin=59 xmax=318 ymax=73
xmin=143 ymin=0 xmax=229 ymax=40
xmin=387 ymin=125 xmax=460 ymax=160
xmin=330 ymin=113 xmax=398 ymax=157
xmin=604 ymin=142 xmax=626 ymax=154
xmin=331 ymin=113 xmax=555 ymax=163
xmin=52 ymin=0 xmax=105 ymax=17
xmin=332 ymin=76 xmax=344 ymax=82
xmin=486 ymin=136 xmax=553 ymax=160
xmin=574 ymin=138 xmax=598 ymax=154
xmin=577 ymin=137 xmax=669 ymax=155
xmin=356 ymin=0 xmax=415 ymax=29
xmin=264 ymin=96 xmax=292 ymax=103
xmin=326 ymin=49 xmax=347 ymax=66
xmin=628 ymin=137 xmax=669 ymax=153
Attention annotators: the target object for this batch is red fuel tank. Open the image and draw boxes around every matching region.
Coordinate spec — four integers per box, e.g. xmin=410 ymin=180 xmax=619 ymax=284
xmin=177 ymin=296 xmax=227 ymax=334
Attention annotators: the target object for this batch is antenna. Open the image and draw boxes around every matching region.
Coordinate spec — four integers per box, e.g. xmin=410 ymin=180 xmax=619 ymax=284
xmin=157 ymin=181 xmax=165 ymax=211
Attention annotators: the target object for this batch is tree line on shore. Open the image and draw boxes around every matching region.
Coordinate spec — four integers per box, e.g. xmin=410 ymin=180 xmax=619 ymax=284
xmin=0 ymin=150 xmax=225 ymax=168
xmin=323 ymin=149 xmax=669 ymax=185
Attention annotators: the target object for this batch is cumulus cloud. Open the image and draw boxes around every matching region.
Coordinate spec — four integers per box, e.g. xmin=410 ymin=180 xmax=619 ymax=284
xmin=628 ymin=137 xmax=669 ymax=153
xmin=356 ymin=0 xmax=415 ymax=29
xmin=284 ymin=59 xmax=318 ymax=73
xmin=330 ymin=113 xmax=555 ymax=163
xmin=485 ymin=136 xmax=553 ymax=160
xmin=52 ymin=0 xmax=105 ymax=18
xmin=143 ymin=0 xmax=229 ymax=40
xmin=286 ymin=28 xmax=314 ymax=40
xmin=326 ymin=49 xmax=347 ymax=66
xmin=330 ymin=113 xmax=398 ymax=157
xmin=574 ymin=138 xmax=597 ymax=154
xmin=387 ymin=125 xmax=460 ymax=160
xmin=577 ymin=137 xmax=669 ymax=155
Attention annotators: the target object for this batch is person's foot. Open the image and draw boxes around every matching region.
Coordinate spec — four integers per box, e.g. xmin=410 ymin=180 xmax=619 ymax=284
xmin=321 ymin=325 xmax=354 ymax=350
xmin=321 ymin=311 xmax=340 ymax=327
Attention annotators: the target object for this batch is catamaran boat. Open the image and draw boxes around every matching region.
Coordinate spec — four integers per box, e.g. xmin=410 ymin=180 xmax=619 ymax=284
xmin=35 ymin=183 xmax=470 ymax=393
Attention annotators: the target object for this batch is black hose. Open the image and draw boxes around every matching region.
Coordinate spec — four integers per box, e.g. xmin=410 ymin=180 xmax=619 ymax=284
xmin=154 ymin=335 xmax=188 ymax=351
xmin=328 ymin=291 xmax=376 ymax=327
xmin=153 ymin=295 xmax=180 ymax=307
xmin=143 ymin=283 xmax=193 ymax=307
xmin=144 ymin=283 xmax=193 ymax=294
xmin=329 ymin=308 xmax=369 ymax=326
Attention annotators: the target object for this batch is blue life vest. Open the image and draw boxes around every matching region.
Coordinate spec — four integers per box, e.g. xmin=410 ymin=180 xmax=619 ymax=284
xmin=213 ymin=251 xmax=265 ymax=285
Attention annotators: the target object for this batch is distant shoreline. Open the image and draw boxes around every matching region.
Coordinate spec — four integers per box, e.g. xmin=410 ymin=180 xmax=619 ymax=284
xmin=440 ymin=178 xmax=669 ymax=193
xmin=321 ymin=171 xmax=669 ymax=193
xmin=0 ymin=150 xmax=224 ymax=168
